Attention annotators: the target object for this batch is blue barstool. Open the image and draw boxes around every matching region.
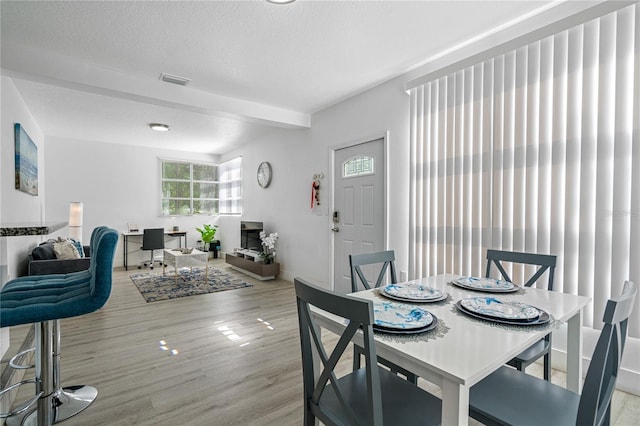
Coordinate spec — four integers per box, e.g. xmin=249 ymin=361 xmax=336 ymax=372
xmin=0 ymin=226 xmax=118 ymax=425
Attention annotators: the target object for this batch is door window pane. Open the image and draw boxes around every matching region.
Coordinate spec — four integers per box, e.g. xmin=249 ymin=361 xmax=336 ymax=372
xmin=343 ymin=155 xmax=375 ymax=178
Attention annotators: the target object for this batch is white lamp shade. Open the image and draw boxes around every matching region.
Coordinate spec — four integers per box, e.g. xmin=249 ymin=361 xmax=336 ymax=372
xmin=69 ymin=202 xmax=83 ymax=227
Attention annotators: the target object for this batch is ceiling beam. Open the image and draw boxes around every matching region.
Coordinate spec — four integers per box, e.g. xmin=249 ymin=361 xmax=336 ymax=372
xmin=1 ymin=42 xmax=311 ymax=129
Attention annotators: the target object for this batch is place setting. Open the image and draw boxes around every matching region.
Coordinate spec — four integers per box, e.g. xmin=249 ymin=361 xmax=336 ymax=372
xmin=377 ymin=281 xmax=449 ymax=303
xmin=450 ymin=276 xmax=522 ymax=293
xmin=455 ymin=296 xmax=550 ymax=326
xmin=371 ymin=300 xmax=439 ymax=334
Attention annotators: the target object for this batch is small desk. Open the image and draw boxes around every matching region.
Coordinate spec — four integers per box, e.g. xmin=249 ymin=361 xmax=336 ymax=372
xmin=122 ymin=230 xmax=187 ymax=270
xmin=311 ymin=274 xmax=591 ymax=426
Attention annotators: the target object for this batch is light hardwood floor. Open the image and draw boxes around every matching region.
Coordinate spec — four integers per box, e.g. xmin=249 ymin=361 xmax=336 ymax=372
xmin=3 ymin=259 xmax=639 ymax=425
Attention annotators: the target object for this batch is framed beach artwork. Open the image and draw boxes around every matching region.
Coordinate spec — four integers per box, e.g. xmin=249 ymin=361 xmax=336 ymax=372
xmin=14 ymin=123 xmax=38 ymax=196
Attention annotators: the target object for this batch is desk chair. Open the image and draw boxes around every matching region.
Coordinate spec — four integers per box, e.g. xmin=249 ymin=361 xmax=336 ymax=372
xmin=350 ymin=251 xmax=418 ymax=384
xmin=469 ymin=281 xmax=637 ymax=426
xmin=294 ymin=277 xmax=442 ymax=426
xmin=139 ymin=228 xmax=164 ymax=269
xmin=486 ymin=249 xmax=556 ymax=381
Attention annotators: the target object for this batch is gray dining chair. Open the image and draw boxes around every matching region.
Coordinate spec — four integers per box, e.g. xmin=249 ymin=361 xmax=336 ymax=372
xmin=350 ymin=250 xmax=398 ymax=292
xmin=294 ymin=277 xmax=442 ymax=426
xmin=468 ymin=280 xmax=636 ymax=426
xmin=486 ymin=249 xmax=556 ymax=380
xmin=350 ymin=251 xmax=418 ymax=384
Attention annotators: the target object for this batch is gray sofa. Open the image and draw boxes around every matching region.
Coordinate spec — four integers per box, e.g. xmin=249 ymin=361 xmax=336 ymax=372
xmin=28 ymin=239 xmax=91 ymax=276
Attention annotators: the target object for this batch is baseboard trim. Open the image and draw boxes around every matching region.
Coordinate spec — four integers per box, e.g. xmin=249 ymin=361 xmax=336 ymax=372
xmin=550 ymin=347 xmax=640 ymax=396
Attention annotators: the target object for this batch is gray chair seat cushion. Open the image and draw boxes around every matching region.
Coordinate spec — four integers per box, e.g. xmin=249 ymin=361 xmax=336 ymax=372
xmin=321 ymin=368 xmax=442 ymax=426
xmin=470 ymin=366 xmax=579 ymax=426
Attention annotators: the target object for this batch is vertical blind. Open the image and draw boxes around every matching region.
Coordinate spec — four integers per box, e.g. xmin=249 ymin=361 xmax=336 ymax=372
xmin=409 ymin=3 xmax=639 ymax=337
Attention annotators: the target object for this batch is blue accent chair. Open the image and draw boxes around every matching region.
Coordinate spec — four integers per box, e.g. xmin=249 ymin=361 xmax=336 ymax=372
xmin=0 ymin=226 xmax=118 ymax=425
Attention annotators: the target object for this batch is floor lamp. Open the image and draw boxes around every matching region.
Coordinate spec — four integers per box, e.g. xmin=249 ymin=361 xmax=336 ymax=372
xmin=68 ymin=202 xmax=83 ymax=242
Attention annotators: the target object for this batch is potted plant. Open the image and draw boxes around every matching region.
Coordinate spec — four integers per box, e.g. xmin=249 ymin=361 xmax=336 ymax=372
xmin=259 ymin=231 xmax=279 ymax=264
xmin=196 ymin=224 xmax=217 ymax=253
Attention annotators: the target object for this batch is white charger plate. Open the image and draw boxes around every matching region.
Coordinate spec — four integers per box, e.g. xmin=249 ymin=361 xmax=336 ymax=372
xmin=456 ymin=301 xmax=551 ymax=326
xmin=459 ymin=297 xmax=539 ymax=321
xmin=451 ymin=276 xmax=519 ymax=293
xmin=381 ymin=282 xmax=446 ymax=302
xmin=373 ymin=313 xmax=439 ymax=334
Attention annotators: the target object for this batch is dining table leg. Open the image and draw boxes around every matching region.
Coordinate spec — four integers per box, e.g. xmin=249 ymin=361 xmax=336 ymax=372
xmin=441 ymin=379 xmax=469 ymax=426
xmin=566 ymin=308 xmax=584 ymax=393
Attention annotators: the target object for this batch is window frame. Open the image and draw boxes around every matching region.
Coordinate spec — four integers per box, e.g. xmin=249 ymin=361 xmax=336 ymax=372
xmin=159 ymin=157 xmax=242 ymax=216
xmin=160 ymin=159 xmax=219 ymax=216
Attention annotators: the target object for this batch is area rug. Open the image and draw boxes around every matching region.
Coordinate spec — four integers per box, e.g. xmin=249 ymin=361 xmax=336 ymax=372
xmin=130 ymin=267 xmax=252 ymax=303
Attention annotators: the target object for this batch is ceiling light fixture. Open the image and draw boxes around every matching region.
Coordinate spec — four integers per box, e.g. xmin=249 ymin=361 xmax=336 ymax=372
xmin=266 ymin=0 xmax=296 ymax=4
xmin=149 ymin=123 xmax=170 ymax=132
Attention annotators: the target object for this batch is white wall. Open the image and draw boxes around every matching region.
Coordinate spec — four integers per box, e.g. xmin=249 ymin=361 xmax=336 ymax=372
xmin=221 ymin=127 xmax=315 ymax=283
xmin=45 ymin=136 xmax=220 ymax=267
xmin=0 ymin=76 xmax=47 ymax=356
xmin=222 ymin=74 xmax=411 ymax=286
xmin=1 ymin=77 xmax=47 ymax=277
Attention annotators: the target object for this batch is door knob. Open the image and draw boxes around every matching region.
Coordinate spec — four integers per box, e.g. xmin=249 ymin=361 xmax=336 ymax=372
xmin=331 ymin=227 xmax=340 ymax=232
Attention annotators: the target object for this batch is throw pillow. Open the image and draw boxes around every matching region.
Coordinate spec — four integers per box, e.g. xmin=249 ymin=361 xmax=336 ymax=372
xmin=31 ymin=242 xmax=57 ymax=260
xmin=69 ymin=239 xmax=85 ymax=258
xmin=53 ymin=239 xmax=81 ymax=260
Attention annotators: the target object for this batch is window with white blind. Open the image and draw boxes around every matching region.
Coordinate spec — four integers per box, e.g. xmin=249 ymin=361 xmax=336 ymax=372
xmin=218 ymin=157 xmax=242 ymax=215
xmin=409 ymin=3 xmax=639 ymax=337
xmin=160 ymin=157 xmax=242 ymax=216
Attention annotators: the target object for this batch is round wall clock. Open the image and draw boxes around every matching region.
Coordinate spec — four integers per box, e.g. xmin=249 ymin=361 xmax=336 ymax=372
xmin=257 ymin=161 xmax=272 ymax=188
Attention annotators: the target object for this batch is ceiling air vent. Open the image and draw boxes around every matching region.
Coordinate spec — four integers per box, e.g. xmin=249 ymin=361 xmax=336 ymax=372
xmin=159 ymin=73 xmax=191 ymax=86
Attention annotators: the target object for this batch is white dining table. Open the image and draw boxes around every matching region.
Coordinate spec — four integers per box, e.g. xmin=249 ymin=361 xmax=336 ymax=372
xmin=311 ymin=273 xmax=591 ymax=426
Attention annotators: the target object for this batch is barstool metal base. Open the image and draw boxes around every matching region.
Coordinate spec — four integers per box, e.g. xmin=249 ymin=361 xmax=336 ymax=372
xmin=52 ymin=385 xmax=98 ymax=421
xmin=6 ymin=385 xmax=97 ymax=426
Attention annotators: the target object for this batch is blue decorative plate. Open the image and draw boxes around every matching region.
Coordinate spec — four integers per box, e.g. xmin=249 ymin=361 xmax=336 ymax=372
xmin=373 ymin=313 xmax=439 ymax=334
xmin=373 ymin=301 xmax=433 ymax=330
xmin=381 ymin=282 xmax=447 ymax=302
xmin=451 ymin=276 xmax=519 ymax=293
xmin=460 ymin=297 xmax=539 ymax=321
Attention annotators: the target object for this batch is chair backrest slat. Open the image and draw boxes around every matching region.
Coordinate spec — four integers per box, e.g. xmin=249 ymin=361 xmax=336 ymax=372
xmin=349 ymin=250 xmax=397 ymax=292
xmin=577 ymin=281 xmax=636 ymax=426
xmin=485 ymin=249 xmax=557 ymax=290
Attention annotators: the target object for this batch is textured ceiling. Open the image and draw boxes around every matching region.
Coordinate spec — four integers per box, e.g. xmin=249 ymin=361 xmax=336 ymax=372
xmin=1 ymin=0 xmax=563 ymax=154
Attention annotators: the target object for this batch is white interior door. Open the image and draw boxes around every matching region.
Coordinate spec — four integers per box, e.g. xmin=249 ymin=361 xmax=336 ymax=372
xmin=333 ymin=138 xmax=385 ymax=294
